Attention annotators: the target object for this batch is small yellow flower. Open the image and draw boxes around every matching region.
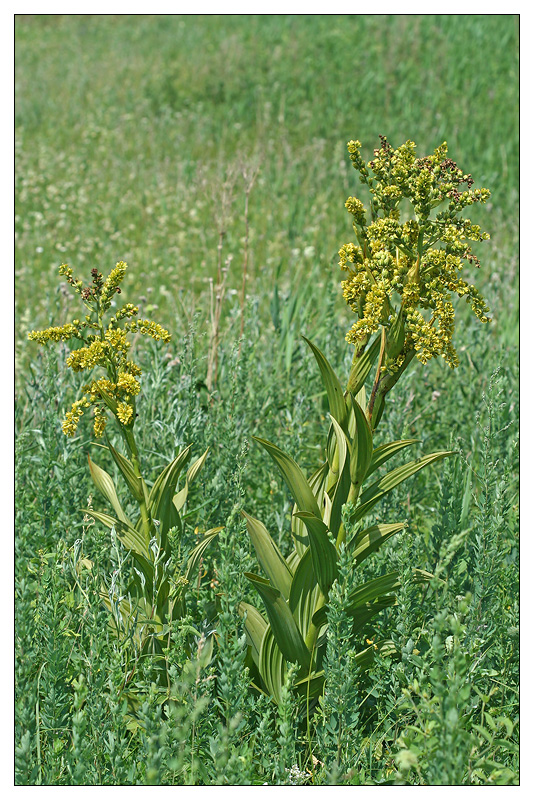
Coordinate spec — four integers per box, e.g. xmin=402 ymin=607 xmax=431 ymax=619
xmin=93 ymin=406 xmax=107 ymax=438
xmin=62 ymin=397 xmax=89 ymax=437
xmin=116 ymin=402 xmax=134 ymax=426
xmin=117 ymin=371 xmax=141 ymax=397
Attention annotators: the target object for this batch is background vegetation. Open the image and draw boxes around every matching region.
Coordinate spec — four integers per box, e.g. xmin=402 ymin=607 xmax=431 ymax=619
xmin=15 ymin=14 xmax=518 ymax=785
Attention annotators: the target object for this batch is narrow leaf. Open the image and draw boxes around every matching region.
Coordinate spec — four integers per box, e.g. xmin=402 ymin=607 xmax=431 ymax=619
xmin=346 ymin=333 xmax=381 ymax=395
xmin=254 ymin=437 xmax=321 ymax=518
xmin=243 ymin=511 xmax=293 ymax=600
xmin=184 ymin=527 xmax=222 ymax=584
xmin=349 ymin=522 xmax=406 ymax=565
xmin=87 ymin=456 xmax=128 ymax=524
xmin=353 ymin=450 xmax=454 ymax=522
xmin=107 ymin=442 xmax=145 ymax=503
xmin=245 ymin=572 xmax=311 ymax=668
xmin=294 ymin=512 xmax=338 ymax=595
xmin=238 ymin=602 xmax=268 ymax=667
xmin=302 ymin=336 xmax=347 ymax=426
xmin=366 ymin=439 xmax=420 ymax=479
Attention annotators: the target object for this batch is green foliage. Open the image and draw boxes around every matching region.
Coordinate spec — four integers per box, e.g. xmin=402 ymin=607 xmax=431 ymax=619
xmin=241 ymin=340 xmax=452 ymax=706
xmin=15 ymin=14 xmax=518 ymax=787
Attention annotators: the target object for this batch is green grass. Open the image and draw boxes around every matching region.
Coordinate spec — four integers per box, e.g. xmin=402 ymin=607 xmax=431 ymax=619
xmin=15 ymin=14 xmax=518 ymax=785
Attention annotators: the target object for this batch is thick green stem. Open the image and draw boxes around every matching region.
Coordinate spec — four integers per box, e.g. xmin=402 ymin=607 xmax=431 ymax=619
xmin=123 ymin=427 xmax=152 ymax=543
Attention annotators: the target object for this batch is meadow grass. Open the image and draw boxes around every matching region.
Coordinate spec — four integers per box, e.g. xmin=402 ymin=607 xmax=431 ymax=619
xmin=15 ymin=14 xmax=518 ymax=785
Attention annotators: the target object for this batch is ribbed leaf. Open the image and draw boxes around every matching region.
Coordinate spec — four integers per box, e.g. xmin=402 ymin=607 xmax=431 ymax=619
xmin=243 ymin=511 xmax=293 ymax=599
xmin=351 ymin=595 xmax=398 ymax=634
xmin=245 ymin=572 xmax=311 ymax=668
xmin=174 ymin=448 xmax=210 ymax=513
xmin=254 ymin=437 xmax=321 ymax=518
xmin=347 ymin=333 xmax=381 ymax=395
xmin=187 ymin=448 xmax=208 ymax=485
xmin=184 ymin=527 xmax=222 ymax=584
xmin=292 ymin=460 xmax=329 ymax=556
xmin=238 ymin=602 xmax=268 ymax=667
xmin=328 ymin=416 xmax=352 ymax=539
xmin=87 ymin=456 xmax=128 ymax=524
xmin=107 ymin=442 xmax=144 ymax=503
xmin=258 ymin=626 xmax=286 ymax=704
xmin=349 ymin=522 xmax=406 ymax=565
xmin=148 ymin=446 xmax=192 ymax=518
xmin=349 ymin=396 xmax=374 ymax=487
xmin=353 ymin=450 xmax=453 ymax=522
xmin=288 ymin=548 xmax=321 ymax=640
xmin=347 ymin=572 xmax=401 ymax=612
xmin=294 ymin=512 xmax=338 ymax=595
xmin=302 ymin=336 xmax=347 ymax=426
xmin=366 ymin=439 xmax=420 ymax=479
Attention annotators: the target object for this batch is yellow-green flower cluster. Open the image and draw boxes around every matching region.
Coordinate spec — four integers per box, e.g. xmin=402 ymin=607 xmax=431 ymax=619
xmin=28 ymin=260 xmax=171 ymax=437
xmin=125 ymin=319 xmax=171 ymax=343
xmin=28 ymin=322 xmax=83 ymax=345
xmin=340 ymin=137 xmax=491 ymax=371
xmin=62 ymin=397 xmax=90 ymax=437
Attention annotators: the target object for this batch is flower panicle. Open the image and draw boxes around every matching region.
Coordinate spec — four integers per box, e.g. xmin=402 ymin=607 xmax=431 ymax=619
xmin=340 ymin=136 xmax=491 ymax=371
xmin=28 ymin=260 xmax=171 ymax=438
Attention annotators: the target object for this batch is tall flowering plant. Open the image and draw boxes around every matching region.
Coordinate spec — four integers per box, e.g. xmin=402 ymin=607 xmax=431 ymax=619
xmin=29 ymin=262 xmax=220 ymax=697
xmin=240 ymin=137 xmax=491 ymax=705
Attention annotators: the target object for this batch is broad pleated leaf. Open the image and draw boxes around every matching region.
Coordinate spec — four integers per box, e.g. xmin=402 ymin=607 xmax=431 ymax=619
xmin=347 ymin=572 xmax=401 ymax=612
xmin=292 ymin=460 xmax=329 ymax=556
xmin=312 ymin=594 xmax=398 ymax=634
xmin=294 ymin=670 xmax=325 ymax=700
xmin=302 ymin=336 xmax=347 ymax=427
xmin=187 ymin=448 xmax=209 ymax=485
xmin=245 ymin=572 xmax=311 ymax=668
xmin=351 ymin=595 xmax=398 ymax=635
xmin=258 ymin=626 xmax=286 ymax=704
xmin=346 ymin=333 xmax=381 ymax=395
xmin=238 ymin=601 xmax=268 ymax=667
xmin=349 ymin=522 xmax=406 ymax=565
xmin=288 ymin=548 xmax=321 ymax=641
xmin=328 ymin=416 xmax=352 ymax=539
xmin=294 ymin=512 xmax=338 ymax=595
xmin=107 ymin=442 xmax=145 ymax=503
xmin=353 ymin=450 xmax=453 ymax=522
xmin=254 ymin=437 xmax=321 ymax=519
xmin=88 ymin=456 xmax=129 ymax=524
xmin=243 ymin=511 xmax=293 ymax=600
xmin=366 ymin=439 xmax=420 ymax=479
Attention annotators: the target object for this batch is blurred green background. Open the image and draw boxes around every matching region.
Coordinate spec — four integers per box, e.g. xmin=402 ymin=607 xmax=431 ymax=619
xmin=15 ymin=14 xmax=518 ymax=369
